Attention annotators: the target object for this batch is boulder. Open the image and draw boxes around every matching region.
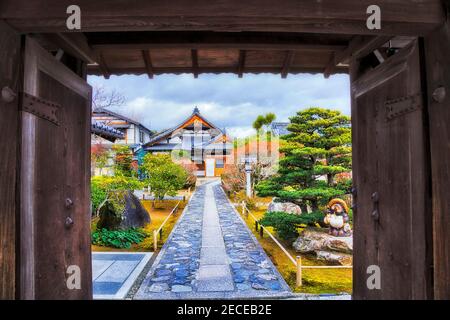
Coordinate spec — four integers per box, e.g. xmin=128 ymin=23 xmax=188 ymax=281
xmin=267 ymin=198 xmax=302 ymax=215
xmin=293 ymin=229 xmax=353 ymax=254
xmin=315 ymin=250 xmax=353 ymax=266
xmin=97 ymin=190 xmax=151 ymax=230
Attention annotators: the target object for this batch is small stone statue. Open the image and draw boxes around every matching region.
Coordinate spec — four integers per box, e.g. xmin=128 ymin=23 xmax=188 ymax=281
xmin=324 ymin=198 xmax=352 ymax=237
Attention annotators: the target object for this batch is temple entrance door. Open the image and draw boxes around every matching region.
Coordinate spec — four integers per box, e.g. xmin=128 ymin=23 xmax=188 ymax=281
xmin=351 ymin=40 xmax=433 ymax=299
xmin=20 ymin=37 xmax=93 ymax=299
xmin=205 ymin=159 xmax=215 ymax=177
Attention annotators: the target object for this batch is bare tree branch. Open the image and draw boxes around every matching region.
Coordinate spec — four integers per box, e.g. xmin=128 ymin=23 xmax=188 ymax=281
xmin=92 ymin=85 xmax=126 ymax=111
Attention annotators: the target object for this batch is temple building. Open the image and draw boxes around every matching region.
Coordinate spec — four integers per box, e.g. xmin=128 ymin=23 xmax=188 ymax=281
xmin=135 ymin=107 xmax=232 ymax=177
xmin=92 ymin=108 xmax=153 ymax=147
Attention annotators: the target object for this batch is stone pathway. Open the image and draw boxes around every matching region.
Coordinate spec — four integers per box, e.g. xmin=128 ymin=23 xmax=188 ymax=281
xmin=134 ymin=180 xmax=292 ymax=299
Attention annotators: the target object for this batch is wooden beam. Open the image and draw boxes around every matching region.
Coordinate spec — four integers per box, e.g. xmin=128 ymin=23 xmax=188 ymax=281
xmin=281 ymin=50 xmax=295 ymax=78
xmin=39 ymin=33 xmax=97 ymax=63
xmin=87 ymin=31 xmax=347 ymax=51
xmin=0 ymin=0 xmax=444 ymax=36
xmin=324 ymin=35 xmax=393 ymax=78
xmin=141 ymin=50 xmax=154 ymax=79
xmin=337 ymin=36 xmax=394 ymax=63
xmin=191 ymin=49 xmax=199 ymax=78
xmin=237 ymin=50 xmax=246 ymax=78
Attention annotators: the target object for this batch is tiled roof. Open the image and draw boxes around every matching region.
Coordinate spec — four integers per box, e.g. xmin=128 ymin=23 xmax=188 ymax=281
xmin=91 ymin=120 xmax=124 ymax=142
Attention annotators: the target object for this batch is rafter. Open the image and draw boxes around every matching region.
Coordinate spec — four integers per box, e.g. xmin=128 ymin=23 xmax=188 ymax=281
xmin=96 ymin=52 xmax=110 ymax=79
xmin=191 ymin=49 xmax=199 ymax=78
xmin=141 ymin=50 xmax=154 ymax=79
xmin=237 ymin=50 xmax=246 ymax=78
xmin=281 ymin=50 xmax=295 ymax=78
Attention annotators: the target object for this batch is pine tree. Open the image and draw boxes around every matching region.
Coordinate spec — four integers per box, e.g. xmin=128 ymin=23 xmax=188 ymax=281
xmin=256 ymin=107 xmax=351 ymax=213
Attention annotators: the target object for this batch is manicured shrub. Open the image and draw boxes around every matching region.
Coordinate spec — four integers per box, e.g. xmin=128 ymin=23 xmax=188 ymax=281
xmin=90 ymin=175 xmax=144 ymax=215
xmin=91 ymin=228 xmax=148 ymax=249
xmin=259 ymin=211 xmax=325 ymax=240
xmin=141 ymin=154 xmax=188 ymax=199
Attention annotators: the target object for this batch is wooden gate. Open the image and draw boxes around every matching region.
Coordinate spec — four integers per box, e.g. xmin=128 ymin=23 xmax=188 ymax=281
xmin=351 ymin=40 xmax=433 ymax=299
xmin=20 ymin=38 xmax=92 ymax=299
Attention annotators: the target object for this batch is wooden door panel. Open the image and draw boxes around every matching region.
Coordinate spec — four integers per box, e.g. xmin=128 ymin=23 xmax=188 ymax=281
xmin=21 ymin=38 xmax=92 ymax=299
xmin=352 ymin=41 xmax=432 ymax=299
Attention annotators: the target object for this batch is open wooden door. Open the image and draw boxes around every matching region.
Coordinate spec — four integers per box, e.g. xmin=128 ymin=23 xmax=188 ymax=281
xmin=20 ymin=38 xmax=92 ymax=299
xmin=351 ymin=40 xmax=433 ymax=299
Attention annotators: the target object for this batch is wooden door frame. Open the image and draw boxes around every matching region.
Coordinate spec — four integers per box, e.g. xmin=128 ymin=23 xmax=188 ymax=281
xmin=20 ymin=37 xmax=91 ymax=299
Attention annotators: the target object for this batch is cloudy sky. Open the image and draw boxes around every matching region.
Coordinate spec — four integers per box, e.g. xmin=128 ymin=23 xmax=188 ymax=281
xmin=88 ymin=73 xmax=350 ymax=138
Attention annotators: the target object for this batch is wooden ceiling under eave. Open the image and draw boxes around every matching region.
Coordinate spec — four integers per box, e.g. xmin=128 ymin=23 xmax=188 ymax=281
xmin=84 ymin=31 xmax=353 ymax=78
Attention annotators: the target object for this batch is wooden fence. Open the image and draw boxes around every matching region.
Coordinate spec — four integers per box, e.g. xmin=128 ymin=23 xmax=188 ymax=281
xmin=240 ymin=202 xmax=352 ymax=287
xmin=152 ymin=200 xmax=181 ymax=252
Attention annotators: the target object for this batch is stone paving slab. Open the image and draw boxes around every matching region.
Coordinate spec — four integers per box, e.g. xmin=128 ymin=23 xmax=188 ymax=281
xmin=197 ymin=265 xmax=235 ymax=292
xmin=134 ymin=181 xmax=292 ymax=299
xmin=200 ymin=247 xmax=229 ymax=265
xmin=92 ymin=252 xmax=152 ymax=300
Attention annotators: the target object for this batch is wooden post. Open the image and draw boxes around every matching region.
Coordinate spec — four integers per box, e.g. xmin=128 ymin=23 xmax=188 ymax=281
xmin=153 ymin=230 xmax=158 ymax=252
xmin=159 ymin=228 xmax=163 ymax=240
xmin=0 ymin=21 xmax=21 ymax=300
xmin=255 ymin=220 xmax=258 ymax=231
xmin=296 ymin=256 xmax=302 ymax=287
xmin=259 ymin=223 xmax=264 ymax=238
xmin=241 ymin=201 xmax=245 ymax=216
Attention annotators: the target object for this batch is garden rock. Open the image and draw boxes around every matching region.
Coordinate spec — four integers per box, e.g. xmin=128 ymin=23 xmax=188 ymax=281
xmin=315 ymin=250 xmax=352 ymax=266
xmin=293 ymin=229 xmax=353 ymax=254
xmin=267 ymin=198 xmax=302 ymax=215
xmin=97 ymin=190 xmax=151 ymax=230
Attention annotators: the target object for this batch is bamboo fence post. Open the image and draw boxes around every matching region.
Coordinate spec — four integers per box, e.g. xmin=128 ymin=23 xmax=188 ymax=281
xmin=153 ymin=230 xmax=158 ymax=252
xmin=259 ymin=222 xmax=264 ymax=238
xmin=296 ymin=256 xmax=302 ymax=287
xmin=255 ymin=220 xmax=258 ymax=231
xmin=159 ymin=228 xmax=163 ymax=240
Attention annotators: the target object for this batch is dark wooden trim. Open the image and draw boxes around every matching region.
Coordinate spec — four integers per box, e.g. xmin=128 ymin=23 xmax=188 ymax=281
xmin=191 ymin=49 xmax=199 ymax=78
xmin=87 ymin=65 xmax=348 ymax=76
xmin=141 ymin=50 xmax=154 ymax=79
xmin=0 ymin=0 xmax=444 ymax=35
xmin=281 ymin=50 xmax=295 ymax=78
xmin=237 ymin=50 xmax=246 ymax=78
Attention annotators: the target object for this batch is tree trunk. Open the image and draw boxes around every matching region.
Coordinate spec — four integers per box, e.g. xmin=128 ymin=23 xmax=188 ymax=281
xmin=310 ymin=200 xmax=320 ymax=212
xmin=300 ymin=203 xmax=308 ymax=214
